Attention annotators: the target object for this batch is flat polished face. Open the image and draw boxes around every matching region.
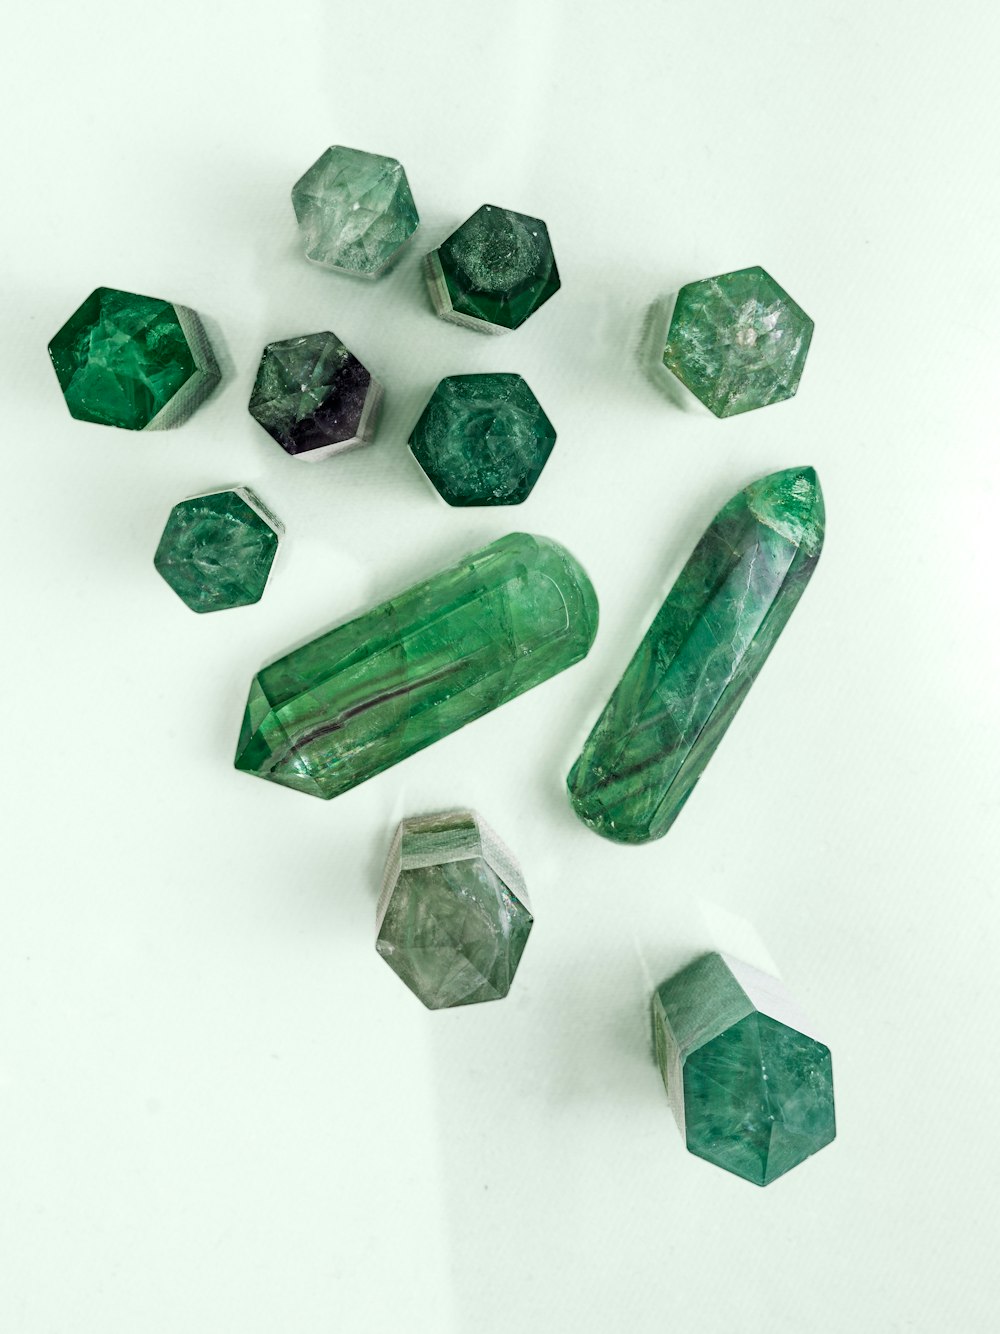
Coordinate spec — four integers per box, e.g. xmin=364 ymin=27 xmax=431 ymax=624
xmin=433 ymin=205 xmax=561 ymax=330
xmin=154 ymin=489 xmax=280 ymax=614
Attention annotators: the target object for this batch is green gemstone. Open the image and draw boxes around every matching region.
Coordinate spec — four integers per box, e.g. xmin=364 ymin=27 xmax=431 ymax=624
xmin=291 ymin=145 xmax=419 ymax=277
xmin=652 ymin=953 xmax=835 ymax=1186
xmin=376 ymin=811 xmax=533 ymax=1009
xmin=662 ymin=266 xmax=813 ymax=417
xmin=409 ymin=373 xmax=556 ymax=506
xmin=426 ymin=205 xmax=560 ymax=332
xmin=154 ymin=488 xmax=282 ymax=613
xmin=48 ymin=286 xmax=219 ymax=430
xmin=236 ymin=532 xmax=598 ymax=799
xmin=567 ymin=466 xmax=824 ymax=843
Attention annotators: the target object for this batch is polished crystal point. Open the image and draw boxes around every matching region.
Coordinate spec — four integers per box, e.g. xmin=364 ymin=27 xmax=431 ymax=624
xmin=567 ymin=466 xmax=824 ymax=843
xmin=376 ymin=811 xmax=533 ymax=1009
xmin=652 ymin=953 xmax=835 ymax=1186
xmin=154 ymin=488 xmax=282 ymax=613
xmin=235 ymin=532 xmax=598 ymax=799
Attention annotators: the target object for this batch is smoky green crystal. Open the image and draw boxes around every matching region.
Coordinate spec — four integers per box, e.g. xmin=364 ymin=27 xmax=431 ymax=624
xmin=235 ymin=532 xmax=598 ymax=799
xmin=154 ymin=488 xmax=282 ymax=613
xmin=567 ymin=466 xmax=824 ymax=843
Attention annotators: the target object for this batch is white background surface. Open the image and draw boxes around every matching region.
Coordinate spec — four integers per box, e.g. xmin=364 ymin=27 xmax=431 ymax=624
xmin=1 ymin=2 xmax=998 ymax=1330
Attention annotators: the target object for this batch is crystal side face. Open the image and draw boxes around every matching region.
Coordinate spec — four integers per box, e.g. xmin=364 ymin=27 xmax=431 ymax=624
xmin=235 ymin=532 xmax=599 ymax=799
xmin=291 ymin=145 xmax=419 ymax=277
xmin=376 ymin=811 xmax=533 ymax=1009
xmin=409 ymin=373 xmax=557 ymax=506
xmin=662 ymin=267 xmax=814 ymax=417
xmin=426 ymin=205 xmax=560 ymax=333
xmin=48 ymin=287 xmax=220 ymax=430
xmin=567 ymin=466 xmax=824 ymax=844
xmin=248 ymin=332 xmax=381 ymax=461
xmin=652 ymin=953 xmax=835 ymax=1186
xmin=154 ymin=488 xmax=282 ymax=613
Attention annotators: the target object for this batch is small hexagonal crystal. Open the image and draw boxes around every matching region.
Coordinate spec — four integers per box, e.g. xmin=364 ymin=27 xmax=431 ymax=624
xmin=409 ymin=373 xmax=557 ymax=506
xmin=154 ymin=488 xmax=282 ymax=613
xmin=376 ymin=811 xmax=533 ymax=1010
xmin=248 ymin=332 xmax=382 ymax=461
xmin=291 ymin=145 xmax=419 ymax=277
xmin=425 ymin=205 xmax=560 ymax=333
xmin=661 ymin=266 xmax=813 ymax=417
xmin=48 ymin=286 xmax=220 ymax=430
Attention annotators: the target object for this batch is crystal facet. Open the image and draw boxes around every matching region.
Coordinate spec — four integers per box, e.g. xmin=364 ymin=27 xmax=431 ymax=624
xmin=248 ymin=332 xmax=382 ymax=461
xmin=48 ymin=287 xmax=219 ymax=430
xmin=567 ymin=466 xmax=824 ymax=843
xmin=154 ymin=488 xmax=282 ymax=613
xmin=376 ymin=811 xmax=533 ymax=1010
xmin=236 ymin=532 xmax=598 ymax=799
xmin=425 ymin=205 xmax=560 ymax=333
xmin=652 ymin=953 xmax=835 ymax=1186
xmin=409 ymin=373 xmax=557 ymax=506
xmin=291 ymin=145 xmax=419 ymax=277
xmin=662 ymin=266 xmax=814 ymax=417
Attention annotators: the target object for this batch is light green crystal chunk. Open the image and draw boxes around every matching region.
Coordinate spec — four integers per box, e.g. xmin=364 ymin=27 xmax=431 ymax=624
xmin=662 ymin=266 xmax=813 ymax=417
xmin=652 ymin=953 xmax=835 ymax=1186
xmin=235 ymin=532 xmax=598 ymax=799
xmin=154 ymin=488 xmax=282 ymax=613
xmin=376 ymin=811 xmax=533 ymax=1009
xmin=567 ymin=466 xmax=824 ymax=843
xmin=291 ymin=145 xmax=419 ymax=277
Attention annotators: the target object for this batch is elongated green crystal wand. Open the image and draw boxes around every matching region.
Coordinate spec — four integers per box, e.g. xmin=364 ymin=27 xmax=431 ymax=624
xmin=567 ymin=467 xmax=824 ymax=843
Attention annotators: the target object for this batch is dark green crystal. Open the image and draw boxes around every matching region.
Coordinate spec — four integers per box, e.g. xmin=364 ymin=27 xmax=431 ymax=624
xmin=154 ymin=488 xmax=281 ymax=613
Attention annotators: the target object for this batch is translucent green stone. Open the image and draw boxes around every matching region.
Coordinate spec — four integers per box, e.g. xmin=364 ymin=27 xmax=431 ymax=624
xmin=425 ymin=205 xmax=560 ymax=332
xmin=291 ymin=145 xmax=419 ymax=277
xmin=235 ymin=532 xmax=598 ymax=799
xmin=662 ymin=266 xmax=813 ymax=417
xmin=409 ymin=373 xmax=556 ymax=506
xmin=48 ymin=286 xmax=219 ymax=430
xmin=567 ymin=466 xmax=824 ymax=843
xmin=376 ymin=811 xmax=533 ymax=1009
xmin=153 ymin=488 xmax=282 ymax=614
xmin=652 ymin=953 xmax=835 ymax=1186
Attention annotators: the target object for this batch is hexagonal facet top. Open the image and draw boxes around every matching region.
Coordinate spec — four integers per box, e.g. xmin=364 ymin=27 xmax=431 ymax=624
xmin=409 ymin=373 xmax=557 ymax=506
xmin=154 ymin=488 xmax=281 ymax=613
xmin=291 ymin=145 xmax=419 ymax=276
xmin=376 ymin=811 xmax=533 ymax=1009
xmin=248 ymin=332 xmax=382 ymax=461
xmin=427 ymin=205 xmax=560 ymax=332
xmin=662 ymin=266 xmax=814 ymax=417
xmin=48 ymin=286 xmax=219 ymax=430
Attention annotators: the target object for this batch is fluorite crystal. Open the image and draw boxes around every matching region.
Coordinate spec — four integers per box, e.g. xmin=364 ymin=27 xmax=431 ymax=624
xmin=48 ymin=287 xmax=219 ymax=430
xmin=154 ymin=488 xmax=282 ymax=613
xmin=662 ymin=266 xmax=813 ymax=417
xmin=291 ymin=145 xmax=419 ymax=277
xmin=652 ymin=953 xmax=835 ymax=1186
xmin=376 ymin=811 xmax=533 ymax=1009
xmin=248 ymin=332 xmax=382 ymax=460
xmin=567 ymin=466 xmax=824 ymax=843
xmin=235 ymin=532 xmax=598 ymax=798
xmin=409 ymin=373 xmax=557 ymax=506
xmin=425 ymin=205 xmax=560 ymax=332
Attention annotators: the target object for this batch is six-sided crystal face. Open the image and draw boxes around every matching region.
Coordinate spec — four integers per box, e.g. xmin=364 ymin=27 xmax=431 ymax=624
xmin=48 ymin=286 xmax=219 ymax=430
xmin=662 ymin=266 xmax=814 ymax=417
xmin=409 ymin=373 xmax=557 ymax=506
xmin=154 ymin=488 xmax=282 ymax=614
xmin=291 ymin=145 xmax=419 ymax=277
xmin=248 ymin=332 xmax=382 ymax=461
xmin=376 ymin=812 xmax=533 ymax=1010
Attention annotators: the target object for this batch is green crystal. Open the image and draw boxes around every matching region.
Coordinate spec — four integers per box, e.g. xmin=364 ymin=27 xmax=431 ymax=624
xmin=376 ymin=811 xmax=533 ymax=1009
xmin=291 ymin=145 xmax=419 ymax=277
xmin=662 ymin=266 xmax=813 ymax=417
xmin=409 ymin=373 xmax=556 ymax=506
xmin=48 ymin=286 xmax=219 ymax=430
xmin=235 ymin=532 xmax=598 ymax=799
xmin=154 ymin=488 xmax=282 ymax=613
xmin=426 ymin=205 xmax=560 ymax=332
xmin=652 ymin=953 xmax=835 ymax=1186
xmin=567 ymin=466 xmax=824 ymax=843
